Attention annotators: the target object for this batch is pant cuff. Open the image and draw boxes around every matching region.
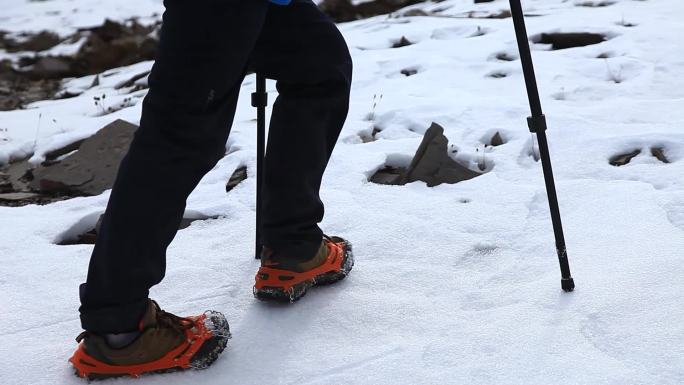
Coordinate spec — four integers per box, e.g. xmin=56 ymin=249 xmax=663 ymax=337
xmin=79 ymin=284 xmax=149 ymax=333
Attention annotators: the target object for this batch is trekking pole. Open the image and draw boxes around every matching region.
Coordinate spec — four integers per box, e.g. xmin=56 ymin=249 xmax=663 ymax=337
xmin=509 ymin=0 xmax=575 ymax=292
xmin=252 ymin=73 xmax=267 ymax=259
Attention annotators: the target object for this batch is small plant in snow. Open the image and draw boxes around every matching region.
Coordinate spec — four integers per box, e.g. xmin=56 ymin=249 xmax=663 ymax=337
xmin=115 ymin=96 xmax=136 ymax=111
xmin=475 ymin=144 xmax=488 ymax=171
xmin=471 ymin=26 xmax=486 ymax=37
xmin=93 ymin=95 xmax=136 ymax=116
xmin=617 ymin=16 xmax=637 ymax=27
xmin=32 ymin=113 xmax=42 ymax=152
xmin=94 ymin=94 xmax=107 ymax=115
xmin=360 ymin=94 xmax=384 ymax=142
xmin=366 ymin=93 xmax=383 ymax=122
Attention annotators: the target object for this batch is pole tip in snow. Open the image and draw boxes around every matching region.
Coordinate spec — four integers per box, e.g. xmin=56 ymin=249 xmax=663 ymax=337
xmin=561 ymin=277 xmax=575 ymax=292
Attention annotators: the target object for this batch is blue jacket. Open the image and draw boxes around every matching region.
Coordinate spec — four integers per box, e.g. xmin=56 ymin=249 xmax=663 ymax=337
xmin=269 ymin=0 xmax=291 ymax=4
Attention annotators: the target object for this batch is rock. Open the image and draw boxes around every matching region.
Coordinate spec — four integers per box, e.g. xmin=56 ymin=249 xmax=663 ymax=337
xmin=88 ymin=19 xmax=127 ymax=42
xmin=28 ymin=57 xmax=72 ymax=79
xmin=369 ymin=166 xmax=405 ymax=185
xmin=3 ymin=31 xmax=61 ymax=53
xmin=0 ymin=59 xmax=62 ymax=110
xmin=369 ymin=122 xmax=482 ymax=187
xmin=402 ymin=9 xmax=429 ymax=17
xmin=609 ymin=149 xmax=641 ymax=166
xmin=2 ymin=19 xmax=160 ymax=111
xmin=404 ymin=122 xmax=481 ymax=186
xmin=536 ymin=32 xmax=606 ymax=50
xmin=0 ymin=174 xmax=12 ymax=193
xmin=490 ymin=132 xmax=505 ymax=146
xmin=31 ymin=119 xmax=138 ymax=195
xmin=495 ymin=52 xmax=516 ymax=61
xmin=226 ymin=166 xmax=248 ymax=192
xmin=0 ymin=159 xmax=33 ymax=192
xmin=392 ymin=36 xmax=412 ymax=48
xmin=488 ymin=71 xmax=507 ymax=79
xmin=114 ymin=70 xmax=151 ymax=90
xmin=319 ymin=0 xmax=425 ymax=22
xmin=400 ymin=68 xmax=418 ymax=76
xmin=576 ymin=1 xmax=615 ymax=7
xmin=68 ymin=19 xmax=158 ymax=76
xmin=42 ymin=139 xmax=86 ymax=165
xmin=651 ymin=147 xmax=670 ymax=164
xmin=0 ymin=192 xmax=41 ymax=201
xmin=484 ymin=10 xmax=511 ymax=19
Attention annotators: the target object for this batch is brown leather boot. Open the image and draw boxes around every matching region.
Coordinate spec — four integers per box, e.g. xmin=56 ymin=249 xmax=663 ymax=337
xmin=69 ymin=300 xmax=230 ymax=379
xmin=254 ymin=235 xmax=354 ymax=302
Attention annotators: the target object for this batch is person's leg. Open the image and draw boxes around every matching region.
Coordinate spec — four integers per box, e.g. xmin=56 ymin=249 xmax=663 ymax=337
xmin=251 ymin=0 xmax=353 ymax=262
xmin=79 ymin=0 xmax=269 ymax=334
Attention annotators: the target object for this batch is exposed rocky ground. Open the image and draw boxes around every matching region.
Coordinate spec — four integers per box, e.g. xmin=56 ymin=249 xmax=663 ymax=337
xmin=0 ymin=118 xmax=251 ymax=206
xmin=1 ymin=0 xmax=522 ymax=206
xmin=0 ymin=18 xmax=159 ymax=111
xmin=0 ymin=119 xmax=137 ymax=205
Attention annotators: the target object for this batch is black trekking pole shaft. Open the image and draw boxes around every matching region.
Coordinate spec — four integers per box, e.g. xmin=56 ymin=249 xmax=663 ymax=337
xmin=252 ymin=73 xmax=267 ymax=259
xmin=509 ymin=0 xmax=574 ymax=292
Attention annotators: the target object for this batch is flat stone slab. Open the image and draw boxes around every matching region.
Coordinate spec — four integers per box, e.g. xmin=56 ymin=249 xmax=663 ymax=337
xmin=31 ymin=119 xmax=138 ymax=196
xmin=0 ymin=192 xmax=41 ymax=201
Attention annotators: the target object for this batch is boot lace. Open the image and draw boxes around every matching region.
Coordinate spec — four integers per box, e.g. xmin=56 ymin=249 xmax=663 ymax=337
xmin=152 ymin=301 xmax=194 ymax=334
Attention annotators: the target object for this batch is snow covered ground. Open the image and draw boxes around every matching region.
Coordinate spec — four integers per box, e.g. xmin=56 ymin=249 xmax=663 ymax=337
xmin=2 ymin=0 xmax=684 ymax=384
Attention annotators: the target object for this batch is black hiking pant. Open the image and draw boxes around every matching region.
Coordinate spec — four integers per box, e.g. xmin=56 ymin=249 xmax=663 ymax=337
xmin=79 ymin=0 xmax=352 ymax=333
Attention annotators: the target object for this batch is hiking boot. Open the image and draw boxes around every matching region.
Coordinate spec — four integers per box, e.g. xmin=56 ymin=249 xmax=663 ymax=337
xmin=69 ymin=300 xmax=230 ymax=379
xmin=254 ymin=235 xmax=354 ymax=302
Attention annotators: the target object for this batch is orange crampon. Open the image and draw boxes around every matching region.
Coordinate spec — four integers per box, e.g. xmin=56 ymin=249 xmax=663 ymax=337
xmin=254 ymin=236 xmax=354 ymax=302
xmin=69 ymin=303 xmax=230 ymax=380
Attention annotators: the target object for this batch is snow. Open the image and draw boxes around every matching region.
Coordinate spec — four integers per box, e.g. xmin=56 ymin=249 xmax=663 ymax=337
xmin=2 ymin=0 xmax=684 ymax=384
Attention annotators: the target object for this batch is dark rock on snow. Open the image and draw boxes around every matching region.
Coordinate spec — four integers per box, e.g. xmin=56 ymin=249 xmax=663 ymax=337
xmin=535 ymin=32 xmax=607 ymax=50
xmin=370 ymin=166 xmax=405 ymax=185
xmin=226 ymin=166 xmax=248 ymax=192
xmin=30 ymin=119 xmax=138 ymax=196
xmin=319 ymin=0 xmax=425 ymax=22
xmin=0 ymin=192 xmax=41 ymax=202
xmin=371 ymin=122 xmax=482 ymax=187
xmin=0 ymin=31 xmax=61 ymax=53
xmin=404 ymin=122 xmax=481 ymax=186
xmin=651 ymin=147 xmax=670 ymax=164
xmin=0 ymin=19 xmax=159 ymax=110
xmin=490 ymin=132 xmax=504 ymax=147
xmin=392 ymin=36 xmax=412 ymax=48
xmin=609 ymin=149 xmax=641 ymax=166
xmin=0 ymin=59 xmax=61 ymax=111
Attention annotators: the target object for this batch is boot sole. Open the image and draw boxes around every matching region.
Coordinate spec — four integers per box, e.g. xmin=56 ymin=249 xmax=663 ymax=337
xmin=254 ymin=240 xmax=354 ymax=302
